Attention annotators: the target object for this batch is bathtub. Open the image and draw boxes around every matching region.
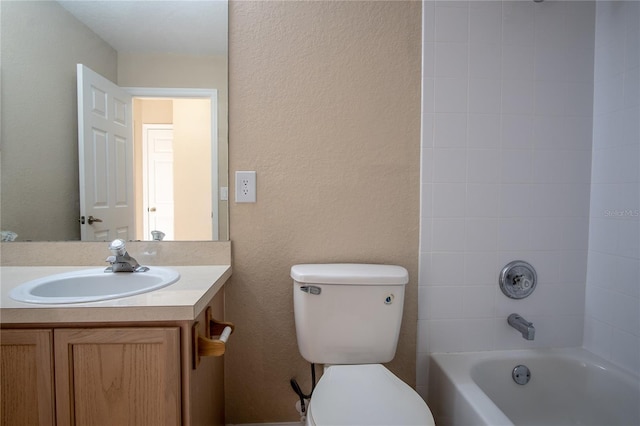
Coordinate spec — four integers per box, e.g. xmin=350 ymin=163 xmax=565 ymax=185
xmin=427 ymin=347 xmax=640 ymax=426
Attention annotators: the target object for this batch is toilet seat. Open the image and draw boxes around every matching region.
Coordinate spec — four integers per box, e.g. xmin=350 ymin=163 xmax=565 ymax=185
xmin=307 ymin=364 xmax=435 ymax=426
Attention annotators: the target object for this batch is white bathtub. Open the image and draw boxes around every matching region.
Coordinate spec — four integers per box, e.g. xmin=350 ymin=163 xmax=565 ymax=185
xmin=427 ymin=347 xmax=640 ymax=426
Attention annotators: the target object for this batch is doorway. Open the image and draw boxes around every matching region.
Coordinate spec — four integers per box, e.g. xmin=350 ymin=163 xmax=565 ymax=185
xmin=128 ymin=88 xmax=219 ymax=241
xmin=142 ymin=124 xmax=175 ymax=240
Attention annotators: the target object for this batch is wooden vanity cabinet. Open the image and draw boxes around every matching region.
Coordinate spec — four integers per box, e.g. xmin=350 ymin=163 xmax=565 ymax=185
xmin=0 ymin=290 xmax=225 ymax=426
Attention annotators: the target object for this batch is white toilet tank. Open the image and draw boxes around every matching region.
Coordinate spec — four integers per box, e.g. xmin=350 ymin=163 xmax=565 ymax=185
xmin=292 ymin=264 xmax=408 ymax=365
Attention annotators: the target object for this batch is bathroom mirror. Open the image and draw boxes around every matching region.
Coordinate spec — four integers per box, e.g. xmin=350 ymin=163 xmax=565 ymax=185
xmin=0 ymin=0 xmax=229 ymax=242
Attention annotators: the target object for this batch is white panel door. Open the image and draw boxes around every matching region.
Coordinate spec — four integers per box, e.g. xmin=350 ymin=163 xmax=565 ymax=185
xmin=143 ymin=125 xmax=175 ymax=241
xmin=77 ymin=64 xmax=134 ymax=241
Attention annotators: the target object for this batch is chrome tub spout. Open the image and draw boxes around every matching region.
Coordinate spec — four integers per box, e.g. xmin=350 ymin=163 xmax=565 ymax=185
xmin=508 ymin=313 xmax=535 ymax=340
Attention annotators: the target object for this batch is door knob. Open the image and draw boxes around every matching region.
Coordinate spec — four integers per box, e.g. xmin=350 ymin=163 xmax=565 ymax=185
xmin=149 ymin=207 xmax=157 ymax=212
xmin=87 ymin=215 xmax=103 ymax=225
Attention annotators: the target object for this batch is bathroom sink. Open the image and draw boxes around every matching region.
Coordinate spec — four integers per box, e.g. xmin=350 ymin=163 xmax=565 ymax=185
xmin=9 ymin=267 xmax=180 ymax=304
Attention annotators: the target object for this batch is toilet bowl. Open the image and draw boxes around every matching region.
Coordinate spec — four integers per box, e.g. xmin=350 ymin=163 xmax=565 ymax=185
xmin=306 ymin=364 xmax=434 ymax=426
xmin=292 ymin=264 xmax=435 ymax=426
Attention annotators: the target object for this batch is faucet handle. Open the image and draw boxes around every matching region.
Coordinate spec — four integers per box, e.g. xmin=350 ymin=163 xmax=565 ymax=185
xmin=108 ymin=239 xmax=127 ymax=256
xmin=105 ymin=255 xmax=116 ymax=264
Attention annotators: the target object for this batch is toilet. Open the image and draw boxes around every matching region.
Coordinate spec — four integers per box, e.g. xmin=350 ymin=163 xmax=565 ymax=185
xmin=292 ymin=263 xmax=435 ymax=426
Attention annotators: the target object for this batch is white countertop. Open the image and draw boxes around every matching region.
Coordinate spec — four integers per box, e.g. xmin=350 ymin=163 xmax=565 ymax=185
xmin=0 ymin=265 xmax=231 ymax=324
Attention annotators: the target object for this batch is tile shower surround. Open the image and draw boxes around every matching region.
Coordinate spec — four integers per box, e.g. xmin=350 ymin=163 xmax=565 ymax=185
xmin=417 ymin=0 xmax=639 ymax=398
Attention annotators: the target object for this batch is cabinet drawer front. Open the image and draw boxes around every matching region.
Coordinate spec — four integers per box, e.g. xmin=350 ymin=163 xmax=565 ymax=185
xmin=54 ymin=327 xmax=181 ymax=426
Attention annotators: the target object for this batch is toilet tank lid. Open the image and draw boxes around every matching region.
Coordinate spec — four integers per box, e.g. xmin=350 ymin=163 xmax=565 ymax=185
xmin=291 ymin=264 xmax=408 ymax=285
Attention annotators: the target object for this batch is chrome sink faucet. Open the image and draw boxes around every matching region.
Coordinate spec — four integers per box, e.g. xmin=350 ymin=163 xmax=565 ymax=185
xmin=508 ymin=313 xmax=535 ymax=340
xmin=105 ymin=239 xmax=149 ymax=272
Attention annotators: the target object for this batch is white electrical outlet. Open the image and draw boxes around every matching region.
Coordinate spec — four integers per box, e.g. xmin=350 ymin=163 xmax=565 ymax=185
xmin=235 ymin=171 xmax=256 ymax=203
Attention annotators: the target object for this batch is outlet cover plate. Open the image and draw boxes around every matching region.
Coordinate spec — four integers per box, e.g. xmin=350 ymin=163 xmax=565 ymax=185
xmin=235 ymin=171 xmax=256 ymax=203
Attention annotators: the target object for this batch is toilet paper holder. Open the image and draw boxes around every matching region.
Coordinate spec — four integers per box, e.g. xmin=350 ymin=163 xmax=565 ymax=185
xmin=192 ymin=306 xmax=235 ymax=368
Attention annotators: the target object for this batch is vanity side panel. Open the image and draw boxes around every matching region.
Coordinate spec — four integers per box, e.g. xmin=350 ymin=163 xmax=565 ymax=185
xmin=185 ymin=289 xmax=225 ymax=426
xmin=0 ymin=329 xmax=55 ymax=426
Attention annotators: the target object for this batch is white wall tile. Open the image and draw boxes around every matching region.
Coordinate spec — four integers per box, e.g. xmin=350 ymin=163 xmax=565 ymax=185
xmin=533 ymin=116 xmax=565 ymax=150
xmin=566 ymin=81 xmax=595 ymax=117
xmin=529 ymin=217 xmax=563 ymax=250
xmin=423 ymin=42 xmax=435 ymax=79
xmin=563 ymin=116 xmax=594 ymax=150
xmin=565 ymin=1 xmax=596 ymax=52
xmin=469 ymin=44 xmax=502 ymax=79
xmin=534 ymin=0 xmax=567 ymax=49
xmin=467 ymin=113 xmax=500 ymax=148
xmin=421 ymin=183 xmax=434 ymax=219
xmin=435 ymin=42 xmax=468 ymax=79
xmin=500 ymin=183 xmax=533 ymax=218
xmin=434 ymin=113 xmax=467 ymax=148
xmin=431 ymin=218 xmax=466 ymax=252
xmin=502 ymin=43 xmax=534 ymax=81
xmin=502 ymin=79 xmax=534 ymax=114
xmin=593 ymin=73 xmax=624 ymax=114
xmin=422 ymin=286 xmax=464 ymax=319
xmin=462 ymin=285 xmax=495 ymax=318
xmin=469 ymin=1 xmax=502 ymax=45
xmin=624 ymin=66 xmax=640 ymax=109
xmin=467 ymin=149 xmax=501 ymax=183
xmin=434 ymin=78 xmax=468 ymax=113
xmin=558 ymin=250 xmax=588 ymax=285
xmin=534 ymin=45 xmax=568 ymax=82
xmin=583 ymin=316 xmax=613 ymax=359
xmin=566 ymin=47 xmax=595 ymax=83
xmin=427 ymin=319 xmax=495 ymax=352
xmin=417 ymin=319 xmax=430 ymax=353
xmin=466 ymin=183 xmax=500 ymax=217
xmin=432 ymin=148 xmax=467 ymax=183
xmin=429 ymin=252 xmax=466 ymax=285
xmin=617 ymin=219 xmax=640 ymax=259
xmin=435 ymin=5 xmax=469 ymax=43
xmin=623 ymin=107 xmax=639 ymax=147
xmin=501 ymin=149 xmax=533 ymax=183
xmin=498 ymin=217 xmax=532 ymax=251
xmin=501 ymin=114 xmax=534 ymax=149
xmin=423 ymin=1 xmax=435 ymax=43
xmin=465 ymin=218 xmax=498 ymax=252
xmin=612 ymin=293 xmax=640 ymax=336
xmin=588 ymin=217 xmax=619 ymax=254
xmin=432 ymin=183 xmax=466 ymax=217
xmin=464 ymin=251 xmax=498 ymax=285
xmin=611 ymin=330 xmax=640 ymax=374
xmin=423 ymin=78 xmax=435 ymax=114
xmin=469 ymin=78 xmax=502 ymax=113
xmin=502 ymin=1 xmax=534 ymax=47
xmin=594 ymin=40 xmax=625 ymax=80
xmin=624 ymin=3 xmax=640 ymax=71
xmin=534 ymin=80 xmax=567 ymax=116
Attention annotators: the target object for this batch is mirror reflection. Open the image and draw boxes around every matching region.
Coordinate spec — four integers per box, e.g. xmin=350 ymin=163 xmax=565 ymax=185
xmin=0 ymin=0 xmax=229 ymax=242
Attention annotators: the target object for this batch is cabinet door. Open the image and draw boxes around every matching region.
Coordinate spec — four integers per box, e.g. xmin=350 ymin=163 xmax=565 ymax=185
xmin=0 ymin=329 xmax=55 ymax=426
xmin=54 ymin=327 xmax=181 ymax=426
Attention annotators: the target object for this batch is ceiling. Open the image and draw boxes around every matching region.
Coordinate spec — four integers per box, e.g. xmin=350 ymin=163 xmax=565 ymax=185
xmin=57 ymin=0 xmax=228 ymax=56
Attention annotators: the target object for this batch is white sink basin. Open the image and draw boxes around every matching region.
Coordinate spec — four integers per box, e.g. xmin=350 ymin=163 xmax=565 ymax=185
xmin=9 ymin=267 xmax=180 ymax=304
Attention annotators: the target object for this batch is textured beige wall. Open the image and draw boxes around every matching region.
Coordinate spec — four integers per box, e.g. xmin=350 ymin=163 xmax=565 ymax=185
xmin=227 ymin=1 xmax=422 ymax=423
xmin=173 ymin=99 xmax=212 ymax=240
xmin=1 ymin=0 xmax=117 ymax=241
